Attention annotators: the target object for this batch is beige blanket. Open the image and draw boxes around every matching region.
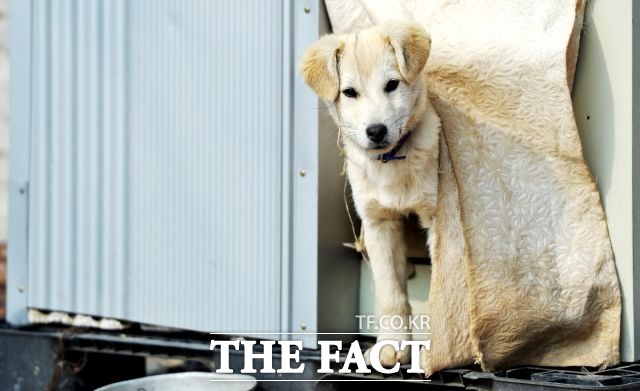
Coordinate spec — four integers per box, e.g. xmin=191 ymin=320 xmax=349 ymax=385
xmin=325 ymin=0 xmax=621 ymax=374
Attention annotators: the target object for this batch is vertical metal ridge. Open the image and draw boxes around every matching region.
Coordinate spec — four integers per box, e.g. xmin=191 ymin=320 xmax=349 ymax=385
xmin=116 ymin=0 xmax=129 ymax=318
xmin=70 ymin=0 xmax=79 ymax=313
xmin=43 ymin=0 xmax=52 ymax=307
xmin=95 ymin=0 xmax=104 ymax=313
xmin=74 ymin=0 xmax=87 ymax=312
xmin=58 ymin=0 xmax=73 ymax=307
xmin=8 ymin=0 xmax=33 ymax=324
xmin=291 ymin=0 xmax=321 ymax=347
xmin=121 ymin=0 xmax=132 ymax=320
xmin=280 ymin=0 xmax=294 ymax=336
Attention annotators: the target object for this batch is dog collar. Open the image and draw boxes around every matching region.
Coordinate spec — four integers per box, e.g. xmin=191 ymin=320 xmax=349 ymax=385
xmin=375 ymin=132 xmax=411 ymax=163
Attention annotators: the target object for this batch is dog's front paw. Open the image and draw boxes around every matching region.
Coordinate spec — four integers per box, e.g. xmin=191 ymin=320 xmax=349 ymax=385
xmin=364 ymin=341 xmax=411 ymax=368
xmin=380 ymin=343 xmax=411 ymax=367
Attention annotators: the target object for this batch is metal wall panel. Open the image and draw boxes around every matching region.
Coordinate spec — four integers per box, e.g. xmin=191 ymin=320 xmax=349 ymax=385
xmin=28 ymin=0 xmax=284 ymax=334
xmin=289 ymin=0 xmax=362 ymax=347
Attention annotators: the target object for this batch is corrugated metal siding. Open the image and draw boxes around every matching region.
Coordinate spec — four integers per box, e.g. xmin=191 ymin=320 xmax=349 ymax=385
xmin=28 ymin=0 xmax=283 ymax=334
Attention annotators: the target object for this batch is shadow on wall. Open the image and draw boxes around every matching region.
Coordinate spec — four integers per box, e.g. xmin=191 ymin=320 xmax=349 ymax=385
xmin=0 ymin=244 xmax=5 ymax=318
xmin=572 ymin=0 xmax=614 ymax=201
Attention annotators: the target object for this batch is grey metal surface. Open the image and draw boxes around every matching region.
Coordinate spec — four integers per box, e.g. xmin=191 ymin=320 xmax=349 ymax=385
xmin=26 ymin=0 xmax=284 ymax=334
xmin=10 ymin=0 xmax=358 ymax=348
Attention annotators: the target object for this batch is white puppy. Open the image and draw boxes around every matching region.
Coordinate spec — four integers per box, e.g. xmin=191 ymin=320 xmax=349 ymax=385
xmin=300 ymin=22 xmax=441 ymax=367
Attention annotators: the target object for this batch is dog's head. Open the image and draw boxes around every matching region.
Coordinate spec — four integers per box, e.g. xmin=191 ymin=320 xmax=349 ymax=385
xmin=299 ymin=22 xmax=431 ymax=152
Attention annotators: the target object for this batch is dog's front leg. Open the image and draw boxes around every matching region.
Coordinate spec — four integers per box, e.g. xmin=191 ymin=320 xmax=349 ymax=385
xmin=363 ymin=216 xmax=412 ymax=367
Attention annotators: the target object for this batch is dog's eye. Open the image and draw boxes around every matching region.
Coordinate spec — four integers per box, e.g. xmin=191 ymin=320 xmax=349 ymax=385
xmin=384 ymin=79 xmax=400 ymax=93
xmin=342 ymin=88 xmax=358 ymax=98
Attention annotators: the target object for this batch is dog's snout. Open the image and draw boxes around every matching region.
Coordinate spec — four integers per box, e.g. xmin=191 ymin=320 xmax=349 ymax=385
xmin=366 ymin=124 xmax=388 ymax=143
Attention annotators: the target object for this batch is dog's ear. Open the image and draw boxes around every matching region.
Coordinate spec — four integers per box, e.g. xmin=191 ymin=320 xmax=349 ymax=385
xmin=384 ymin=22 xmax=431 ymax=84
xmin=299 ymin=34 xmax=344 ymax=101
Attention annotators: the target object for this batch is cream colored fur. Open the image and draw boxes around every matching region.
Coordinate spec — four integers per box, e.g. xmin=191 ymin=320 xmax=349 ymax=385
xmin=300 ymin=22 xmax=440 ymax=367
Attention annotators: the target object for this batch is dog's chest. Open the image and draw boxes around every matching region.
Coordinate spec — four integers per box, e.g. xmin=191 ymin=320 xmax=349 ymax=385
xmin=349 ymin=156 xmax=437 ymax=216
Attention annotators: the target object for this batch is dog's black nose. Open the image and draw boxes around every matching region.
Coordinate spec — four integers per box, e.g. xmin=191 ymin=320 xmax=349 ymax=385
xmin=366 ymin=124 xmax=387 ymax=143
